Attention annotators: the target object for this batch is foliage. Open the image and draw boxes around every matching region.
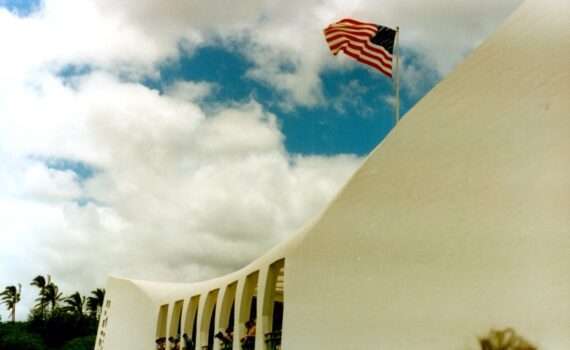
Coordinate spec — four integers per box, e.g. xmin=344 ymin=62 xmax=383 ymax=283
xmin=86 ymin=289 xmax=105 ymax=319
xmin=0 ymin=322 xmax=46 ymax=350
xmin=42 ymin=283 xmax=63 ymax=313
xmin=61 ymin=336 xmax=96 ymax=350
xmin=30 ymin=275 xmax=51 ymax=320
xmin=479 ymin=328 xmax=537 ymax=350
xmin=0 ymin=284 xmax=22 ymax=322
xmin=1 ymin=276 xmax=104 ymax=350
xmin=63 ymin=292 xmax=85 ymax=318
xmin=28 ymin=308 xmax=97 ymax=349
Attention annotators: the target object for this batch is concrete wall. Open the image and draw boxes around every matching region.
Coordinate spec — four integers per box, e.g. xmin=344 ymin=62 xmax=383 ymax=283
xmin=285 ymin=0 xmax=570 ymax=348
xmin=97 ymin=0 xmax=570 ymax=349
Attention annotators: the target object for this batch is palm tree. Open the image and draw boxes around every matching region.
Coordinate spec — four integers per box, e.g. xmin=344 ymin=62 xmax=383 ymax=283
xmin=64 ymin=292 xmax=85 ymax=318
xmin=86 ymin=288 xmax=105 ymax=320
xmin=30 ymin=274 xmax=51 ymax=319
xmin=0 ymin=284 xmax=22 ymax=322
xmin=43 ymin=282 xmax=63 ymax=312
xmin=479 ymin=328 xmax=537 ymax=350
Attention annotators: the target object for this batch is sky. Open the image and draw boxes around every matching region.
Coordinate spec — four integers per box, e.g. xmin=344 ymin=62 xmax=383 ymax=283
xmin=0 ymin=0 xmax=522 ymax=321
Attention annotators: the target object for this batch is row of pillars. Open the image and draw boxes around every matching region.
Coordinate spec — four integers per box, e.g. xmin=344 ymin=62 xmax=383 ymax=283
xmin=156 ymin=258 xmax=285 ymax=350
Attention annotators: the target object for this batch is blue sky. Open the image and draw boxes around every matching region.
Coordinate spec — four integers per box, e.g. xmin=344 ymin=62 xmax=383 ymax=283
xmin=48 ymin=41 xmax=440 ymax=186
xmin=0 ymin=0 xmax=39 ymax=16
xmin=146 ymin=45 xmax=440 ymax=156
xmin=55 ymin=41 xmax=441 ymax=158
xmin=0 ymin=0 xmax=522 ymax=320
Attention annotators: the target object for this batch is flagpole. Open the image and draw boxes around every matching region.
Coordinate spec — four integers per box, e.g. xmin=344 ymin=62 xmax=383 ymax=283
xmin=394 ymin=26 xmax=400 ymax=125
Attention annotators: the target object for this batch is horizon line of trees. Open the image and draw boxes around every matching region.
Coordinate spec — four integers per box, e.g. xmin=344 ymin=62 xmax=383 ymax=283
xmin=0 ymin=275 xmax=105 ymax=350
xmin=0 ymin=275 xmax=105 ymax=323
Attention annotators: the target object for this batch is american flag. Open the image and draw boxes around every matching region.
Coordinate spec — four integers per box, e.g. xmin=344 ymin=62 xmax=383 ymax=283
xmin=324 ymin=18 xmax=396 ymax=78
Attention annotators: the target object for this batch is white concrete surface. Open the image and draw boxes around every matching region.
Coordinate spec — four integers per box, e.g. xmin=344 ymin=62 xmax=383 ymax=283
xmin=96 ymin=0 xmax=570 ymax=349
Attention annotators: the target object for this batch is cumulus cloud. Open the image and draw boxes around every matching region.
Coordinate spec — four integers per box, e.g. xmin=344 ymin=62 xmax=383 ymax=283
xmin=0 ymin=0 xmax=523 ymax=321
xmin=165 ymin=81 xmax=219 ymax=102
xmin=89 ymin=0 xmax=523 ymax=105
xmin=0 ymin=69 xmax=361 ymax=320
xmin=1 ymin=0 xmax=523 ymax=106
xmin=236 ymin=0 xmax=523 ymax=106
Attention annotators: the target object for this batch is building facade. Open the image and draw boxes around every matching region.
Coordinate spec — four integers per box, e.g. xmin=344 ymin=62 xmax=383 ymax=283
xmin=96 ymin=0 xmax=570 ymax=349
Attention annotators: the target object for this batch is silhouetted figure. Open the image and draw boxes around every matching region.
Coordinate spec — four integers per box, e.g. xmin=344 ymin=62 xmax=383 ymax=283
xmin=169 ymin=335 xmax=181 ymax=350
xmin=215 ymin=326 xmax=234 ymax=347
xmin=241 ymin=320 xmax=256 ymax=350
xmin=183 ymin=333 xmax=195 ymax=350
xmin=156 ymin=337 xmax=166 ymax=350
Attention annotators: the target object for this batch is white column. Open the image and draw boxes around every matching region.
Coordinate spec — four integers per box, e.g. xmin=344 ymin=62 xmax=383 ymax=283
xmin=169 ymin=300 xmax=184 ymax=340
xmin=183 ymin=296 xmax=200 ymax=350
xmin=233 ymin=277 xmax=246 ymax=350
xmin=197 ymin=290 xmax=219 ymax=349
xmin=235 ymin=272 xmax=259 ymax=350
xmin=255 ymin=266 xmax=270 ymax=350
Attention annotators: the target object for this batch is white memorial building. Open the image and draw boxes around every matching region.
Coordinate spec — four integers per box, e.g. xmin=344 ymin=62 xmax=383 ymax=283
xmin=95 ymin=0 xmax=570 ymax=349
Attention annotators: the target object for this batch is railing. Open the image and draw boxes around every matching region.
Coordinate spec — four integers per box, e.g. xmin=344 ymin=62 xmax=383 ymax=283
xmin=264 ymin=331 xmax=282 ymax=350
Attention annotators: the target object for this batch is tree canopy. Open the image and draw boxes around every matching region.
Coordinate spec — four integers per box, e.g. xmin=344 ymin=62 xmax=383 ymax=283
xmin=1 ymin=276 xmax=104 ymax=350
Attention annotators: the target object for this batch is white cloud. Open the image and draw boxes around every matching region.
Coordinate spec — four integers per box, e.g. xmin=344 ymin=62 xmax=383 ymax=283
xmin=0 ymin=68 xmax=361 ymax=320
xmin=165 ymin=81 xmax=218 ymax=102
xmin=213 ymin=0 xmax=523 ymax=106
xmin=21 ymin=163 xmax=82 ymax=201
xmin=0 ymin=0 xmax=523 ymax=321
xmin=0 ymin=0 xmax=522 ymax=107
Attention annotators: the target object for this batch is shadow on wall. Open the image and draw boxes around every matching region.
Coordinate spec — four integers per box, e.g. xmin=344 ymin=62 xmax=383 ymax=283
xmin=479 ymin=328 xmax=537 ymax=350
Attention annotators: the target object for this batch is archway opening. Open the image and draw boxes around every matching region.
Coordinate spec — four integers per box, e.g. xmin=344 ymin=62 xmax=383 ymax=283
xmin=207 ymin=305 xmax=216 ymax=350
xmin=263 ymin=259 xmax=284 ymax=350
xmin=169 ymin=300 xmax=184 ymax=348
xmin=183 ymin=295 xmax=200 ymax=350
xmin=200 ymin=290 xmax=218 ymax=350
xmin=238 ymin=272 xmax=258 ymax=350
xmin=155 ymin=304 xmax=169 ymax=350
xmin=217 ymin=282 xmax=237 ymax=350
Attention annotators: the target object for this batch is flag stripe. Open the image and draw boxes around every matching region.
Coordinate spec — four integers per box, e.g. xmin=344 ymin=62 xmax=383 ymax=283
xmin=343 ymin=49 xmax=392 ymax=77
xmin=324 ymin=27 xmax=377 ymax=38
xmin=336 ymin=18 xmax=379 ymax=29
xmin=326 ymin=33 xmax=393 ymax=62
xmin=324 ymin=18 xmax=396 ymax=78
xmin=326 ymin=32 xmax=393 ymax=59
xmin=342 ymin=45 xmax=393 ymax=74
xmin=325 ymin=33 xmax=374 ymax=46
xmin=325 ymin=23 xmax=378 ymax=36
xmin=328 ymin=39 xmax=393 ymax=70
xmin=325 ymin=22 xmax=378 ymax=32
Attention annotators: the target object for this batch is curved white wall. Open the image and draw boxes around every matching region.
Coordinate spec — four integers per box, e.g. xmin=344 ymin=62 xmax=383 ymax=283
xmin=285 ymin=0 xmax=570 ymax=348
xmin=96 ymin=0 xmax=570 ymax=349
